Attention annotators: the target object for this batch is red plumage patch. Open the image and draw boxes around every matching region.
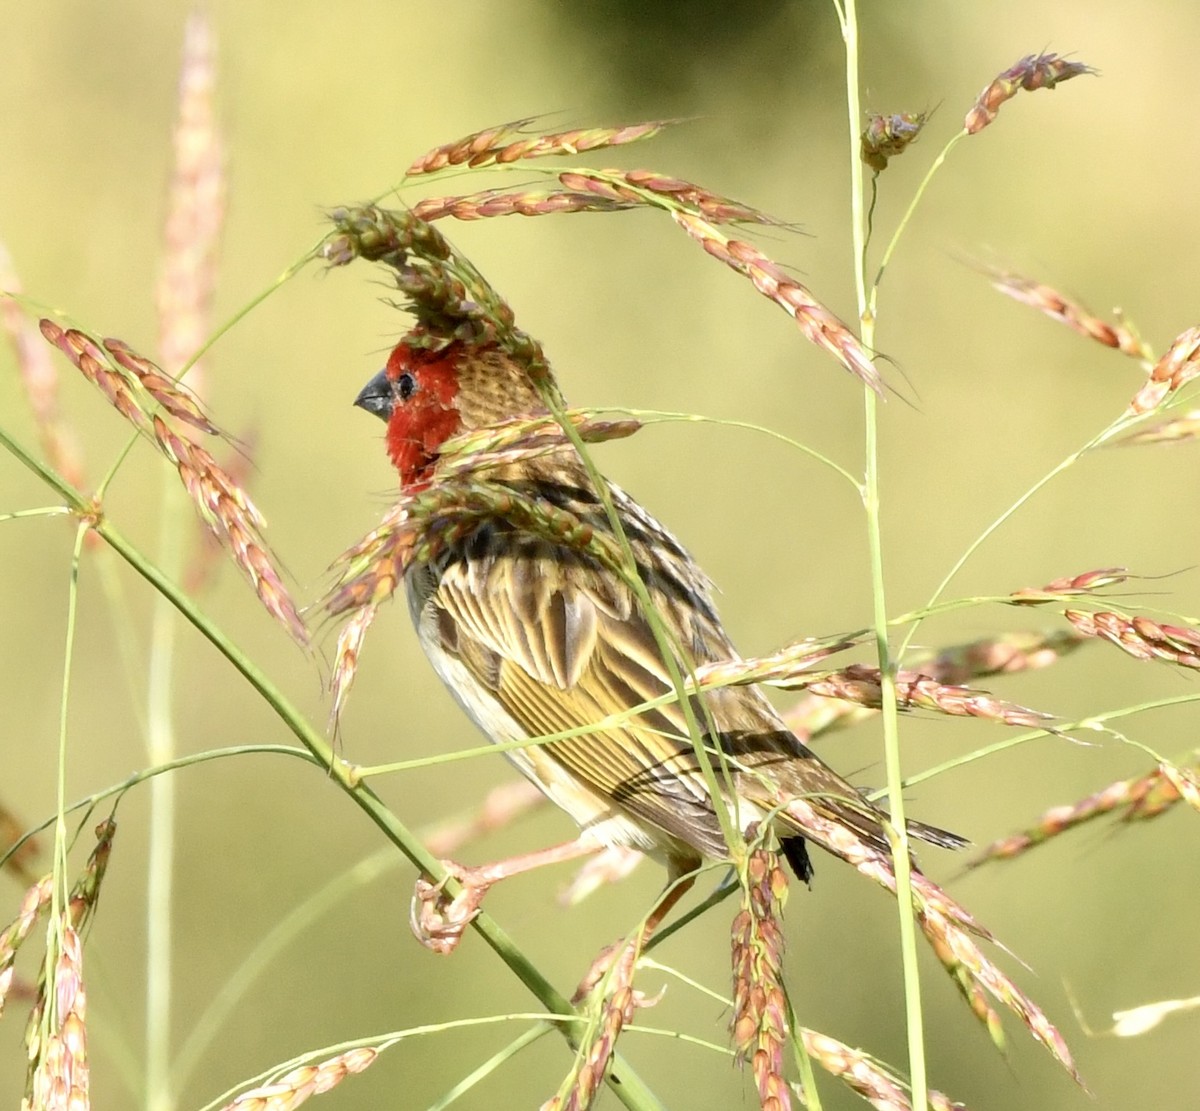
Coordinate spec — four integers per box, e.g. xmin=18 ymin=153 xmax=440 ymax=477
xmin=384 ymin=344 xmax=463 ymax=489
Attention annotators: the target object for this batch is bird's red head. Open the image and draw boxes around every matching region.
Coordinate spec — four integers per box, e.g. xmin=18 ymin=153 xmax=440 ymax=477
xmin=355 ymin=340 xmax=548 ymax=490
xmin=354 ymin=342 xmax=464 ymax=490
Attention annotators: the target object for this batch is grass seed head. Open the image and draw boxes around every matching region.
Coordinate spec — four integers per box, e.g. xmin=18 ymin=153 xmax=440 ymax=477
xmin=1 ymin=250 xmax=87 ymax=487
xmin=406 ymin=119 xmax=672 ymax=175
xmin=965 ymin=53 xmax=1096 ymax=134
xmin=157 ymin=11 xmax=224 ymax=385
xmin=986 ymin=269 xmax=1151 ymax=359
xmin=672 ymin=212 xmax=882 ymax=394
xmin=218 ymin=1046 xmax=378 ymax=1111
xmin=731 ymin=836 xmax=790 ymax=1111
xmin=1127 ymin=326 xmax=1200 ymax=414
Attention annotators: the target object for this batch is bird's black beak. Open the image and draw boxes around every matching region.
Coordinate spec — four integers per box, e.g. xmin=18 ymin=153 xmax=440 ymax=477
xmin=354 ymin=367 xmax=394 ymax=422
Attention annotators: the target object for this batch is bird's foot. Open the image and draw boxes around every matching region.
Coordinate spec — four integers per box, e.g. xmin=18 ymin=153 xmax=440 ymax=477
xmin=409 ymin=860 xmax=493 ymax=955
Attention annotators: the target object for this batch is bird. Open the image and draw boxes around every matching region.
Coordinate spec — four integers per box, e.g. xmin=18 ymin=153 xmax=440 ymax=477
xmin=354 ymin=337 xmax=964 ymax=955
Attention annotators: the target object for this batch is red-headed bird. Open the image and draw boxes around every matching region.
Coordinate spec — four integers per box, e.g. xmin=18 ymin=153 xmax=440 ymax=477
xmin=355 ymin=340 xmax=962 ymax=953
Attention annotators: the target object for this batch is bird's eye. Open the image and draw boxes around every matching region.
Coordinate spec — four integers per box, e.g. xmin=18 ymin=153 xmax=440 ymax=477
xmin=397 ymin=372 xmax=416 ymax=401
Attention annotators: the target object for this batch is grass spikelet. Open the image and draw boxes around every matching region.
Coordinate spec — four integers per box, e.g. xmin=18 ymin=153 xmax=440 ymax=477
xmin=328 ymin=602 xmax=377 ymax=734
xmin=3 ymin=819 xmax=113 ymax=1021
xmin=1156 ymin=762 xmax=1200 ymax=811
xmin=413 ymin=188 xmax=635 ymax=222
xmin=0 ymin=876 xmax=53 ymax=1018
xmin=921 ymin=629 xmax=1087 ymax=683
xmin=1 ymin=247 xmax=86 ymax=487
xmin=985 ymin=269 xmax=1151 ymax=359
xmin=730 ymin=835 xmax=791 ymax=1111
xmin=672 ymin=212 xmax=882 ymax=394
xmin=964 ymin=53 xmax=1096 ymax=134
xmin=546 ymin=985 xmax=636 ymax=1111
xmin=1064 ymin=608 xmax=1200 ymax=669
xmin=1010 ymin=567 xmax=1130 ymax=604
xmin=560 ymin=169 xmax=789 ymax=227
xmin=25 ymin=922 xmax=89 ymax=1111
xmin=217 ymin=1046 xmax=378 ymax=1110
xmin=407 ymin=118 xmax=537 ymax=174
xmin=323 ymin=481 xmax=626 ymax=619
xmin=860 ymin=111 xmax=928 ymax=172
xmin=157 ymin=11 xmax=224 ymax=385
xmin=321 ymin=501 xmax=412 ymax=615
xmin=1116 ymin=408 xmax=1200 ymax=445
xmin=696 ymin=636 xmax=862 ymax=691
xmin=784 ymin=629 xmax=1083 ymax=741
xmin=970 ymin=758 xmax=1198 ymax=867
xmin=435 ymin=411 xmax=641 ymax=480
xmin=1126 ymin=325 xmax=1200 ymax=414
xmin=103 ymin=338 xmax=218 ymax=435
xmin=406 ymin=119 xmax=672 ymax=176
xmin=800 ymin=1029 xmax=966 ymax=1110
xmin=804 ymin=664 xmax=1052 ymax=728
xmin=777 ymin=800 xmax=1083 ymax=1083
xmin=322 ymin=205 xmax=552 ymax=383
xmin=151 ymin=416 xmax=307 ymax=644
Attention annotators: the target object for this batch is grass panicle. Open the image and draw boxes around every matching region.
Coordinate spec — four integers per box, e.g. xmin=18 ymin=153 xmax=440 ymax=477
xmin=1064 ymin=608 xmax=1200 ymax=669
xmin=775 ymin=801 xmax=1083 ymax=1083
xmin=217 ymin=1046 xmax=379 ymax=1111
xmin=324 ymin=480 xmax=625 ymax=619
xmin=157 ymin=11 xmax=224 ymax=385
xmin=36 ymin=320 xmax=306 ymax=644
xmin=1126 ymin=325 xmax=1200 ymax=415
xmin=25 ymin=922 xmax=89 ymax=1111
xmin=1 ymin=248 xmax=86 ymax=489
xmin=321 ymin=204 xmax=552 ymax=383
xmin=0 ymin=877 xmax=54 ymax=1019
xmin=784 ymin=629 xmax=1085 ymax=740
xmin=1010 ymin=567 xmax=1131 ymax=604
xmin=964 ymin=52 xmax=1096 ymax=135
xmin=672 ymin=211 xmax=883 ymax=395
xmin=985 ymin=268 xmax=1151 ymax=360
xmin=1117 ymin=408 xmax=1200 ymax=445
xmin=544 ymin=986 xmax=637 ymax=1111
xmin=800 ymin=1029 xmax=966 ymax=1110
xmin=970 ymin=756 xmax=1199 ymax=868
xmin=328 ymin=603 xmax=378 ymax=736
xmin=406 ymin=119 xmax=673 ymax=176
xmin=804 ymin=664 xmax=1053 ymax=729
xmin=730 ymin=837 xmax=791 ymax=1111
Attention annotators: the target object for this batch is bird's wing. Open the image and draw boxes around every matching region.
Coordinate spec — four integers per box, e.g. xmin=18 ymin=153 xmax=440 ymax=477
xmin=429 ymin=539 xmax=912 ymax=860
xmin=430 ymin=547 xmax=733 ymax=855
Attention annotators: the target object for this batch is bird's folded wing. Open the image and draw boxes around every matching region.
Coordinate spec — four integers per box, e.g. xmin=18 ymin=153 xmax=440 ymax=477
xmin=433 ymin=554 xmax=732 ymax=852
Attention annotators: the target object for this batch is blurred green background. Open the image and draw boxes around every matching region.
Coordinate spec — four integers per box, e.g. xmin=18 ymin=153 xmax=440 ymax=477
xmin=3 ymin=1 xmax=1199 ymax=1108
